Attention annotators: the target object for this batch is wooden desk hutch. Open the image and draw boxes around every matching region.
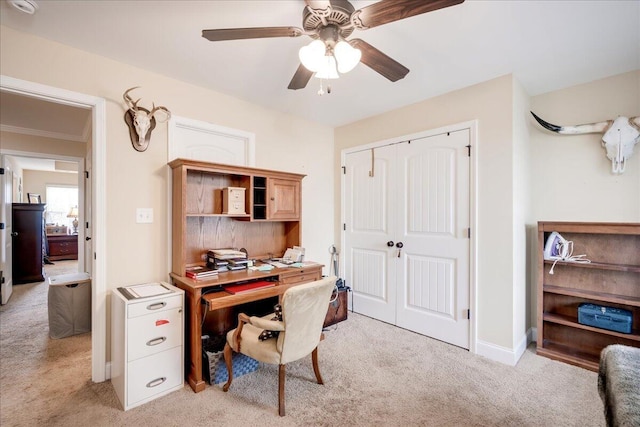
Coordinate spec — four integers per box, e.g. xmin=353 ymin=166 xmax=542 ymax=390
xmin=168 ymin=159 xmax=322 ymax=392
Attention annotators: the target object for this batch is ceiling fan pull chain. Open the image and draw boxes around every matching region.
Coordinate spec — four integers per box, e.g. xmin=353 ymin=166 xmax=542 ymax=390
xmin=317 ymin=80 xmax=325 ymax=96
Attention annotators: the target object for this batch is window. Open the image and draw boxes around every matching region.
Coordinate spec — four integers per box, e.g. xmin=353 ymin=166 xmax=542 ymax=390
xmin=45 ymin=185 xmax=78 ymax=229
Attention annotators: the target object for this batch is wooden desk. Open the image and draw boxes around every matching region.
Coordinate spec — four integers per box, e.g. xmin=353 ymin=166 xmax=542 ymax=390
xmin=170 ymin=263 xmax=323 ymax=393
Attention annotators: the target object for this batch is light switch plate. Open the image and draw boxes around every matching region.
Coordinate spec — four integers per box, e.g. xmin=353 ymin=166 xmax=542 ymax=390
xmin=136 ymin=208 xmax=153 ymax=224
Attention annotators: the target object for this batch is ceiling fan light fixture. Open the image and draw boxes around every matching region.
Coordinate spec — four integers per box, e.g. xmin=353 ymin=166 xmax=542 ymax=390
xmin=299 ymin=40 xmax=326 ymax=72
xmin=314 ymin=55 xmax=339 ymax=80
xmin=334 ymin=41 xmax=361 ymax=73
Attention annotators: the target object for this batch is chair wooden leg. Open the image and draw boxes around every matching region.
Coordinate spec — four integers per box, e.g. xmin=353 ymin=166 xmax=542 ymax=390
xmin=312 ymin=346 xmax=324 ymax=385
xmin=222 ymin=343 xmax=233 ymax=392
xmin=278 ymin=364 xmax=286 ymax=416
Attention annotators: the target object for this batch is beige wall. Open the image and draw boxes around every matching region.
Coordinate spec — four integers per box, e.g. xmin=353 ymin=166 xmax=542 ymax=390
xmin=22 ymin=169 xmax=78 ymax=204
xmin=1 ymin=132 xmax=86 ymax=160
xmin=512 ymin=77 xmax=531 ymax=348
xmin=336 ymin=75 xmax=518 ymax=351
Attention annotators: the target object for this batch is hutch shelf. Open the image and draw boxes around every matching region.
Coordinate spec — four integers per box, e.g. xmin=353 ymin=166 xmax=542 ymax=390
xmin=168 ymin=158 xmax=305 ymax=277
xmin=537 ymin=221 xmax=640 ymax=371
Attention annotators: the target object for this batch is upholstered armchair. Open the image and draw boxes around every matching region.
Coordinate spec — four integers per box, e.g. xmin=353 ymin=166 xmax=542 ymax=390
xmin=222 ymin=276 xmax=337 ymax=416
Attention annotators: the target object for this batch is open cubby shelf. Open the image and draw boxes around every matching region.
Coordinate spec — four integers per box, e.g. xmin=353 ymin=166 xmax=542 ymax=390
xmin=543 ymin=259 xmax=640 ymax=273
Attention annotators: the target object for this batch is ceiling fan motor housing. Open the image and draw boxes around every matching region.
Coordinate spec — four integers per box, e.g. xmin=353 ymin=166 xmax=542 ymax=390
xmin=303 ymin=0 xmax=355 ymax=39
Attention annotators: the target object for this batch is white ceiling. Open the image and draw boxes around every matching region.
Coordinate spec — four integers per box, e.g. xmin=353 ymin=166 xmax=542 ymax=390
xmin=0 ymin=0 xmax=639 ymax=130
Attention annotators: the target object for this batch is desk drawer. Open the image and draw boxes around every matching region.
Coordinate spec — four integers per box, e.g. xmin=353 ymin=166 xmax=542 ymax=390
xmin=127 ymin=346 xmax=182 ymax=407
xmin=128 ymin=294 xmax=182 ymax=318
xmin=279 ymin=269 xmax=321 ymax=285
xmin=127 ymin=307 xmax=183 ymax=361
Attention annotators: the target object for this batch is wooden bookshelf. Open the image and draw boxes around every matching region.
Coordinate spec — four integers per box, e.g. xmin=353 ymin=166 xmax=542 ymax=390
xmin=537 ymin=222 xmax=640 ymax=371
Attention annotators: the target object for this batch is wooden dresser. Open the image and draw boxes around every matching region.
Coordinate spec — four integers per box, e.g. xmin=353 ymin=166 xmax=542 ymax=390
xmin=47 ymin=234 xmax=78 ymax=260
xmin=12 ymin=203 xmax=46 ymax=284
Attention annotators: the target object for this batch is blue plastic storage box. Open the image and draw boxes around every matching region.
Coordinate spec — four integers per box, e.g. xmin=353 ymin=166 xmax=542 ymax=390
xmin=577 ymin=303 xmax=632 ymax=334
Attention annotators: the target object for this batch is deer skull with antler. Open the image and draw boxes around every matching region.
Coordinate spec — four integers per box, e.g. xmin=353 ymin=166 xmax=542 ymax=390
xmin=123 ymin=87 xmax=171 ymax=152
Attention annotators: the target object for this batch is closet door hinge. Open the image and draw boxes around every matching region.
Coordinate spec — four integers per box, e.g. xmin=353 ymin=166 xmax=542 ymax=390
xmin=467 ymin=227 xmax=471 ymax=238
xmin=84 ymin=171 xmax=89 ymax=179
xmin=466 ymin=145 xmax=471 ymax=157
xmin=465 ymin=309 xmax=471 ymax=319
xmin=343 ymin=223 xmax=346 ymax=231
xmin=342 ymin=166 xmax=346 ymax=174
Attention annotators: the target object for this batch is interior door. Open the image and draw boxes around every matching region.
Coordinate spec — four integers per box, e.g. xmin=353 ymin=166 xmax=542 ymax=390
xmin=395 ymin=130 xmax=470 ymax=348
xmin=344 ymin=145 xmax=397 ymax=324
xmin=0 ymin=156 xmax=14 ymax=304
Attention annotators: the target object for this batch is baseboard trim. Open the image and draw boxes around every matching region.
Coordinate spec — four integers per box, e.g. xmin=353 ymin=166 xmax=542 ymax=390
xmin=105 ymin=361 xmax=111 ymax=380
xmin=475 ymin=330 xmax=530 ymax=366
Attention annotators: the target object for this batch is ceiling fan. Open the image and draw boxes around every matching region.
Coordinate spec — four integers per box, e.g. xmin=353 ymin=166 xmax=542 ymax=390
xmin=202 ymin=0 xmax=465 ymax=91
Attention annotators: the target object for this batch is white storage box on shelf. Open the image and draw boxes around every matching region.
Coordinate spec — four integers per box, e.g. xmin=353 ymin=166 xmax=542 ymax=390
xmin=111 ymin=281 xmax=184 ymax=411
xmin=47 ymin=272 xmax=91 ymax=339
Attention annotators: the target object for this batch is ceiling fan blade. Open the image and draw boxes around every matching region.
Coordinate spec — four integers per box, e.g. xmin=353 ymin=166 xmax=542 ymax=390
xmin=350 ymin=39 xmax=409 ymax=82
xmin=354 ymin=0 xmax=464 ymax=29
xmin=288 ymin=64 xmax=314 ymax=90
xmin=202 ymin=27 xmax=303 ymax=42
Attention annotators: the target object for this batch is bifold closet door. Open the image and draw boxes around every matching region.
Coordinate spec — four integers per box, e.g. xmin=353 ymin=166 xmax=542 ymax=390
xmin=344 ymin=130 xmax=470 ymax=349
xmin=344 ymin=144 xmax=398 ymax=324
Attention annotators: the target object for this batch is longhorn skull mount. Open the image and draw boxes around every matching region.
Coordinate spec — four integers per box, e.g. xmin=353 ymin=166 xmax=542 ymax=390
xmin=531 ymin=112 xmax=640 ymax=174
xmin=123 ymin=87 xmax=171 ymax=152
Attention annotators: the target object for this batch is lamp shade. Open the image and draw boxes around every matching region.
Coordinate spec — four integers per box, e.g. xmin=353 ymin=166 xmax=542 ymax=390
xmin=67 ymin=206 xmax=79 ymax=218
xmin=299 ymin=40 xmax=326 ymax=72
xmin=334 ymin=41 xmax=361 ymax=73
xmin=314 ymin=55 xmax=339 ymax=79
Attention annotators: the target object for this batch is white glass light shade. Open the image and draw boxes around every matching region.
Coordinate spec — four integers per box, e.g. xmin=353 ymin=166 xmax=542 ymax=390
xmin=334 ymin=41 xmax=361 ymax=73
xmin=314 ymin=55 xmax=339 ymax=79
xmin=299 ymin=40 xmax=326 ymax=72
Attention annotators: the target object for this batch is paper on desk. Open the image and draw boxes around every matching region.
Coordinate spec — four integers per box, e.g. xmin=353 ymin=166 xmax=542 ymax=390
xmin=127 ymin=283 xmax=172 ymax=298
xmin=267 ymin=261 xmax=289 ymax=268
xmin=249 ymin=264 xmax=274 ymax=271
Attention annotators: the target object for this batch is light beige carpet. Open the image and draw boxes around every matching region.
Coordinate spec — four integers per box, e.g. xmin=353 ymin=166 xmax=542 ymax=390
xmin=1 ymin=265 xmax=605 ymax=426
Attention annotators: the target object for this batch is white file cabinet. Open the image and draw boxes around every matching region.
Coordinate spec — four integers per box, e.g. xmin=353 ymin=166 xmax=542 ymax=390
xmin=111 ymin=282 xmax=184 ymax=410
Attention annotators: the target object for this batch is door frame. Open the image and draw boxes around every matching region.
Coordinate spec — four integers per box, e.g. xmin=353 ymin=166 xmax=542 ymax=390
xmin=1 ymin=152 xmax=86 ymax=270
xmin=341 ymin=120 xmax=478 ymax=353
xmin=0 ymin=75 xmax=107 ymax=383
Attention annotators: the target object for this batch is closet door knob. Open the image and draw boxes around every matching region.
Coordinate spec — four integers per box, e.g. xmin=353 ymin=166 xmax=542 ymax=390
xmin=396 ymin=242 xmax=403 ymax=248
xmin=386 ymin=241 xmax=394 ymax=247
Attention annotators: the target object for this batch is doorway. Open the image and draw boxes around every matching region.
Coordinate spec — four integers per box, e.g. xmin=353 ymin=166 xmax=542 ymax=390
xmin=0 ymin=75 xmax=107 ymax=383
xmin=342 ymin=122 xmax=477 ymax=350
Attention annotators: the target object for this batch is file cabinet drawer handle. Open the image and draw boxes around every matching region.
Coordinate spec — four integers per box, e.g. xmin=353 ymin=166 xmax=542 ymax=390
xmin=147 ymin=302 xmax=166 ymax=310
xmin=146 ymin=377 xmax=166 ymax=388
xmin=146 ymin=336 xmax=167 ymax=347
